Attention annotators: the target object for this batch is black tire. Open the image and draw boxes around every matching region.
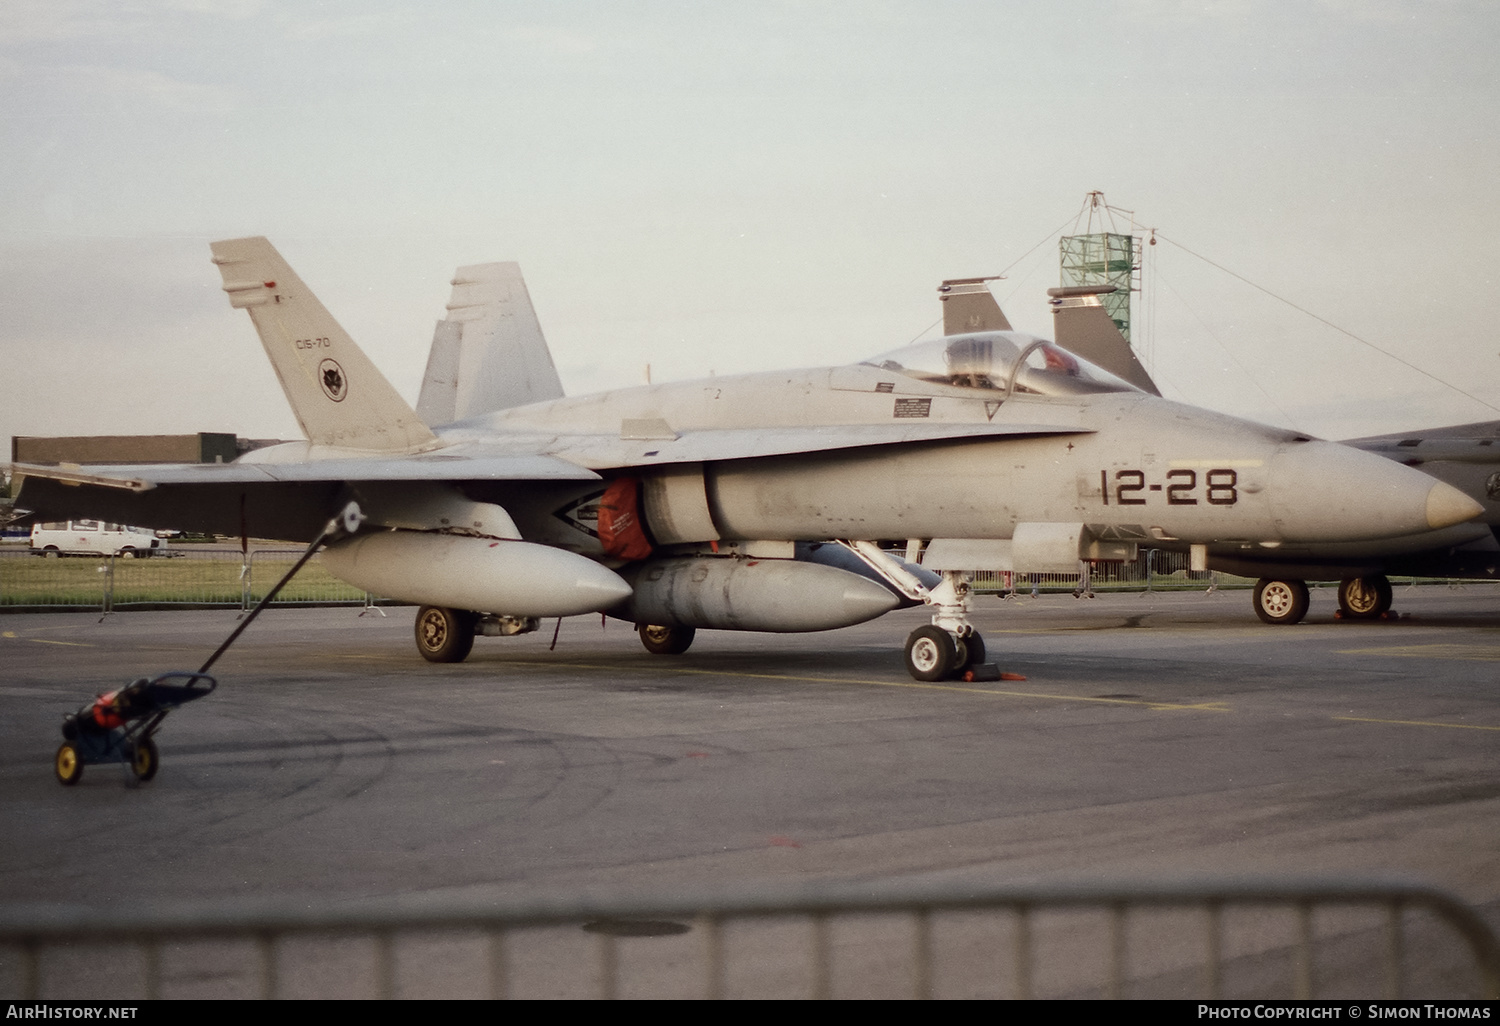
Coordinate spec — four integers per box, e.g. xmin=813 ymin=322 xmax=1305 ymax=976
xmin=55 ymin=742 xmax=83 ymax=785
xmin=1253 ymin=578 xmax=1309 ymax=625
xmin=119 ymin=548 xmax=136 ymax=560
xmin=43 ymin=547 xmax=60 ymax=559
xmin=131 ymin=738 xmax=159 ymax=782
xmin=1338 ymin=575 xmax=1392 ymax=619
xmin=905 ymin=625 xmax=958 ymax=681
xmin=414 ymin=606 xmax=477 ymax=663
xmin=638 ymin=623 xmax=696 ymax=655
xmin=960 ymin=631 xmax=986 ymax=669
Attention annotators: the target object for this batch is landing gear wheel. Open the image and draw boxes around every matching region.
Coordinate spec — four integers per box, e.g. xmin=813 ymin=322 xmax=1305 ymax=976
xmin=1253 ymin=578 xmax=1309 ymax=625
xmin=131 ymin=738 xmax=159 ymax=782
xmin=905 ymin=625 xmax=958 ymax=682
xmin=1338 ymin=575 xmax=1392 ymax=619
xmin=638 ymin=624 xmax=695 ymax=655
xmin=414 ymin=605 xmax=476 ymax=663
xmin=55 ymin=743 xmax=82 ymax=785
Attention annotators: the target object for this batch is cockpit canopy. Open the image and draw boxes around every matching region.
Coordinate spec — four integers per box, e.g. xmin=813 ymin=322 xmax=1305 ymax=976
xmin=861 ymin=331 xmax=1140 ymax=397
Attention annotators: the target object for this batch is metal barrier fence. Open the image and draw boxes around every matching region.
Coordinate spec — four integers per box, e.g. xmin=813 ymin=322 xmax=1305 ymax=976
xmin=0 ymin=547 xmax=373 ymax=612
xmin=2 ymin=879 xmax=1496 ymax=1000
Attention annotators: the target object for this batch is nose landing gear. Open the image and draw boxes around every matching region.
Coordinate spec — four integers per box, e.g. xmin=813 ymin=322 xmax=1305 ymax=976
xmin=1252 ymin=578 xmax=1310 ymax=625
xmin=904 ymin=622 xmax=988 ymax=682
xmin=835 ymin=541 xmax=1000 ymax=682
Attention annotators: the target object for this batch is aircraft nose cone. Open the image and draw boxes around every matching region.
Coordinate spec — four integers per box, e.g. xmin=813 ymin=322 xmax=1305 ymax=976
xmin=1267 ymin=440 xmax=1479 ymax=542
xmin=1426 ymin=480 xmax=1484 ymax=529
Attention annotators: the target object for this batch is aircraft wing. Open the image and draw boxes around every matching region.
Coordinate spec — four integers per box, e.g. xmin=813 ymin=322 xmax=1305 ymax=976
xmin=533 ymin=420 xmax=1095 ymax=469
xmin=9 ymin=419 xmax=1091 ymax=542
xmin=9 ymin=454 xmax=602 ymax=489
xmin=10 ymin=419 xmax=1088 ymax=492
xmin=7 ymin=454 xmax=600 ymax=543
xmin=1345 ymin=421 xmax=1500 ymax=465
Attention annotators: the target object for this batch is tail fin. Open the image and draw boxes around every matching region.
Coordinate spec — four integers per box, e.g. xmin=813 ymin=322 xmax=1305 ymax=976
xmin=416 ymin=262 xmax=564 ymax=425
xmin=939 ymin=277 xmax=1012 ymax=334
xmin=1048 ymin=285 xmax=1161 ymax=396
xmin=210 ymin=237 xmax=438 ymax=452
xmin=415 ymin=319 xmax=461 ymax=425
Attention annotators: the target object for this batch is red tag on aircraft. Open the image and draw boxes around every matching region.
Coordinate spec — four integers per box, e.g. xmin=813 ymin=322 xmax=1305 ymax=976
xmin=596 ymin=478 xmax=653 ymax=561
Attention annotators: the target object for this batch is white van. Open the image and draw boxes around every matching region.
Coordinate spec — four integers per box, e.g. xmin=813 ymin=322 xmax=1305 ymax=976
xmin=30 ymin=521 xmax=167 ymax=558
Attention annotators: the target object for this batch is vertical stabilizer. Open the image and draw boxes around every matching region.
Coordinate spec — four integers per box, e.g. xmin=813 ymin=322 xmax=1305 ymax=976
xmin=939 ymin=278 xmax=1012 ymax=334
xmin=1048 ymin=286 xmax=1160 ymax=395
xmin=415 ymin=319 xmax=461 ymax=425
xmin=417 ymin=262 xmax=565 ymax=424
xmin=210 ymin=237 xmax=439 ymax=452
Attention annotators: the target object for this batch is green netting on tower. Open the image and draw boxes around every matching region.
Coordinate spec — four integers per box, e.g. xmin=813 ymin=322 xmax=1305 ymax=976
xmin=1059 ymin=233 xmax=1137 ymax=341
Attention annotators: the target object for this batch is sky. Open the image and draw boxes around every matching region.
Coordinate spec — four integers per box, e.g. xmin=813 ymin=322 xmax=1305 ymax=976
xmin=3 ymin=0 xmax=1498 ymax=450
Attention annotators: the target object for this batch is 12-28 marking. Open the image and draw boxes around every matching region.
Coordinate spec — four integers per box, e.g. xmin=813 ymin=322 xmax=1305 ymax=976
xmin=1101 ymin=469 xmax=1238 ymax=506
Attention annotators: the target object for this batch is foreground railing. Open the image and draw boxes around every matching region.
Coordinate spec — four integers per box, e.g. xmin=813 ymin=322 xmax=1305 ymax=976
xmin=2 ymin=878 xmax=1496 ymax=1000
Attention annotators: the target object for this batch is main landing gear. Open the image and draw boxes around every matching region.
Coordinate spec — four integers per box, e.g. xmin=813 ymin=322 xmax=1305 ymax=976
xmin=413 ymin=606 xmax=544 ymax=662
xmin=638 ymin=624 xmax=696 ymax=655
xmin=1337 ymin=575 xmax=1393 ymax=619
xmin=414 ymin=605 xmax=477 ymax=663
xmin=1251 ymin=574 xmax=1395 ymax=625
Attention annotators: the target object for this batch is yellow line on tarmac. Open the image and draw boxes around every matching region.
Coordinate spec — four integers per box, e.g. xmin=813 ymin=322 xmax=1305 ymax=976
xmin=27 ymin=638 xmax=92 ymax=648
xmin=1337 ymin=644 xmax=1500 ymax=662
xmin=538 ymin=661 xmax=1230 ymax=712
xmin=1334 ymin=716 xmax=1500 ymax=732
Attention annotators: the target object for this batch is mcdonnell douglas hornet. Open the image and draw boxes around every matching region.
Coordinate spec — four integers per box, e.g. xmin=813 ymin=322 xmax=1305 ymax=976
xmin=10 ymin=238 xmax=1484 ymax=680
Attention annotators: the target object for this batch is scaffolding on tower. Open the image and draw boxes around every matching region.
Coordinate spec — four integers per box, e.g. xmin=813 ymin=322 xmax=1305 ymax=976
xmin=1059 ymin=191 xmax=1142 ymax=343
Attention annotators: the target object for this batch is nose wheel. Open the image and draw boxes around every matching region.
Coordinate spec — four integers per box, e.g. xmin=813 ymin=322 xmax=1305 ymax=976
xmin=905 ymin=626 xmax=986 ymax=681
xmin=1252 ymin=578 xmax=1310 ymax=625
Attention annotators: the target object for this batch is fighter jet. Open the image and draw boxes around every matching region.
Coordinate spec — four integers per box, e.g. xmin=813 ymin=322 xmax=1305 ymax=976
xmin=9 ymin=238 xmax=1482 ymax=680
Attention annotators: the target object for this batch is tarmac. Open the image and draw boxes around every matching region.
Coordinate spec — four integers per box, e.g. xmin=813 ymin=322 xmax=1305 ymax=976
xmin=3 ymin=582 xmax=1499 ymax=998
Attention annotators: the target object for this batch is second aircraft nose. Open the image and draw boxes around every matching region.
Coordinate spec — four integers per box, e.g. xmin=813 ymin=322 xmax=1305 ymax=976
xmin=1267 ymin=440 xmax=1482 ymax=542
